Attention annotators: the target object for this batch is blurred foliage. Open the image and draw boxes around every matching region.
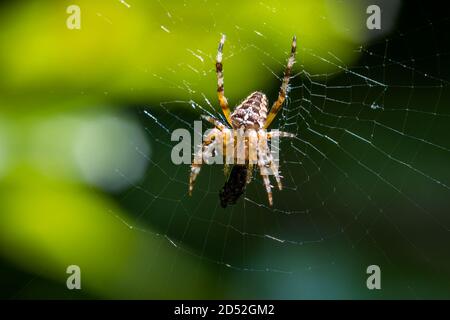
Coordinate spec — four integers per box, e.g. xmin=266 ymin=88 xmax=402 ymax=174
xmin=0 ymin=0 xmax=363 ymax=109
xmin=0 ymin=168 xmax=215 ymax=298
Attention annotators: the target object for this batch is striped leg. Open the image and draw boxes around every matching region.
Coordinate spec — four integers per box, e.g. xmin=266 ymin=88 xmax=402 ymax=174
xmin=267 ymin=153 xmax=282 ymax=190
xmin=246 ymin=129 xmax=258 ymax=184
xmin=246 ymin=163 xmax=254 ymax=184
xmin=267 ymin=130 xmax=294 ymax=190
xmin=201 ymin=115 xmax=227 ymax=130
xmin=259 ymin=130 xmax=283 ymax=192
xmin=257 ymin=131 xmax=273 ymax=206
xmin=259 ymin=171 xmax=273 ymax=206
xmin=216 ymin=34 xmax=232 ymax=126
xmin=201 ymin=115 xmax=235 ymax=169
xmin=189 ymin=129 xmax=219 ymax=195
xmin=264 ymin=36 xmax=297 ymax=128
xmin=267 ymin=131 xmax=296 ymax=139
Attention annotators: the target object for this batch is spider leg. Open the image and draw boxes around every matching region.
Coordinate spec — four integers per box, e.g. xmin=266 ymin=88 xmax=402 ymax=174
xmin=201 ymin=115 xmax=227 ymax=130
xmin=260 ymin=173 xmax=273 ymax=206
xmin=259 ymin=130 xmax=283 ymax=191
xmin=257 ymin=130 xmax=275 ymax=205
xmin=224 ymin=164 xmax=231 ymax=177
xmin=189 ymin=129 xmax=220 ymax=195
xmin=264 ymin=36 xmax=297 ymax=129
xmin=246 ymin=129 xmax=258 ymax=184
xmin=246 ymin=163 xmax=254 ymax=184
xmin=216 ymin=34 xmax=232 ymax=126
xmin=268 ymin=153 xmax=283 ymax=191
xmin=201 ymin=115 xmax=233 ymax=173
xmin=267 ymin=131 xmax=296 ymax=139
xmin=267 ymin=130 xmax=294 ymax=190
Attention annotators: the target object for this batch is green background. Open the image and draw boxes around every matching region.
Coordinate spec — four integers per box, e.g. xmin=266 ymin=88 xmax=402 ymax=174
xmin=0 ymin=0 xmax=449 ymax=299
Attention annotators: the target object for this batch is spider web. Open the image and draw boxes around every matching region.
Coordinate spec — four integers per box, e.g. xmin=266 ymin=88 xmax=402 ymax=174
xmin=114 ymin=1 xmax=450 ymax=298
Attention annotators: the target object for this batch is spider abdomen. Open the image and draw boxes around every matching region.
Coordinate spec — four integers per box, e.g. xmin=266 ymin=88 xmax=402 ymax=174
xmin=230 ymin=91 xmax=268 ymax=130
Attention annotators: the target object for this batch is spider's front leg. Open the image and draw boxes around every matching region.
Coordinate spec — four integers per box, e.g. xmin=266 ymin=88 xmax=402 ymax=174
xmin=216 ymin=34 xmax=232 ymax=126
xmin=189 ymin=128 xmax=221 ymax=196
xmin=264 ymin=36 xmax=297 ymax=128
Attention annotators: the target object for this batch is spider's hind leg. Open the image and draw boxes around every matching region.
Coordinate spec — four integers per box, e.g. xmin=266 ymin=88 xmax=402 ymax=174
xmin=257 ymin=130 xmax=277 ymax=205
xmin=260 ymin=173 xmax=273 ymax=206
xmin=269 ymin=156 xmax=283 ymax=191
xmin=266 ymin=130 xmax=295 ymax=190
xmin=189 ymin=129 xmax=220 ymax=195
xmin=246 ymin=163 xmax=254 ymax=184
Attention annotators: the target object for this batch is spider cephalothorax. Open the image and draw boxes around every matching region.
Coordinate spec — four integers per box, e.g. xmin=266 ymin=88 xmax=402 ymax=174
xmin=189 ymin=35 xmax=297 ymax=206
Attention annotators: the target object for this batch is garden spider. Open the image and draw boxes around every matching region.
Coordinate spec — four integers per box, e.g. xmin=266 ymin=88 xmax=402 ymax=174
xmin=189 ymin=34 xmax=297 ymax=207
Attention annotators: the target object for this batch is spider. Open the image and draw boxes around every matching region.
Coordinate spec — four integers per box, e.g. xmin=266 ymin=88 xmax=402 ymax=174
xmin=189 ymin=34 xmax=297 ymax=206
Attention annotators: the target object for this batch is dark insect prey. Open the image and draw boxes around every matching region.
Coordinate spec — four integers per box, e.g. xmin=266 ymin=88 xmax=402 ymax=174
xmin=219 ymin=165 xmax=247 ymax=208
